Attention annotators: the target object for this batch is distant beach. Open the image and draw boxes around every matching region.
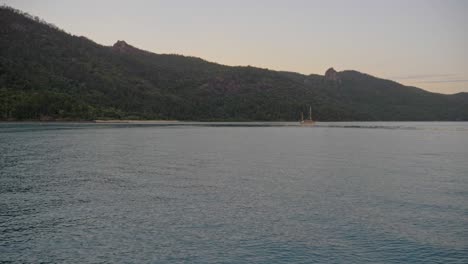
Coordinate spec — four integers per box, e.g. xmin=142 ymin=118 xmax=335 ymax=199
xmin=93 ymin=120 xmax=179 ymax=124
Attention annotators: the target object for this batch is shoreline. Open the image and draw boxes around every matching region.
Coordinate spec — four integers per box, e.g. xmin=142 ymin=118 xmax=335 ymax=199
xmin=0 ymin=120 xmax=467 ymax=124
xmin=0 ymin=120 xmax=179 ymax=124
xmin=93 ymin=120 xmax=179 ymax=124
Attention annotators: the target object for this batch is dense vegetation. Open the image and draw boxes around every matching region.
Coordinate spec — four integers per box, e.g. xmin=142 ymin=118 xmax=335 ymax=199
xmin=1 ymin=6 xmax=467 ymax=121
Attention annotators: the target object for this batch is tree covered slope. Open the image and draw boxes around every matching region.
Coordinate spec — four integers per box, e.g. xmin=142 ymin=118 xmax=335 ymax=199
xmin=1 ymin=6 xmax=467 ymax=121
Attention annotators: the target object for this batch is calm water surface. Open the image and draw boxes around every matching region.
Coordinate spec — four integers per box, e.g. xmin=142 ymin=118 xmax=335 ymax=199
xmin=1 ymin=122 xmax=467 ymax=263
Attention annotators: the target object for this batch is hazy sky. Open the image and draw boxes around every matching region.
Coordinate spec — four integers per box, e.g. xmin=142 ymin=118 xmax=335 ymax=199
xmin=3 ymin=0 xmax=468 ymax=94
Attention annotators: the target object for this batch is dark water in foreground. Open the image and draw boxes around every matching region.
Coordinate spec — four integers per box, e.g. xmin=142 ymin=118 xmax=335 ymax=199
xmin=1 ymin=122 xmax=467 ymax=263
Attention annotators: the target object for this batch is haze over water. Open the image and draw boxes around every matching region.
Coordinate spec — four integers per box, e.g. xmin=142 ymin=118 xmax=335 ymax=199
xmin=1 ymin=122 xmax=467 ymax=263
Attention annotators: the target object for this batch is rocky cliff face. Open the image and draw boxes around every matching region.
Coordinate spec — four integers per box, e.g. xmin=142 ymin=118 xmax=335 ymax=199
xmin=325 ymin=67 xmax=339 ymax=82
xmin=112 ymin=40 xmax=135 ymax=53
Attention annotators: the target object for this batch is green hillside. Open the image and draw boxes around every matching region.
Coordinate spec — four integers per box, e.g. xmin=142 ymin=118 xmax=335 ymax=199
xmin=1 ymin=6 xmax=467 ymax=121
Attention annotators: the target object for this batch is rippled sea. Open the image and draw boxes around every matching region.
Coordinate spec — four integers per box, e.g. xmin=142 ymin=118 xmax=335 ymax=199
xmin=1 ymin=122 xmax=467 ymax=263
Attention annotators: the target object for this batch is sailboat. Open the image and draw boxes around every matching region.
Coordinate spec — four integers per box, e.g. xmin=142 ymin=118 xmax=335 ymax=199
xmin=300 ymin=106 xmax=315 ymax=126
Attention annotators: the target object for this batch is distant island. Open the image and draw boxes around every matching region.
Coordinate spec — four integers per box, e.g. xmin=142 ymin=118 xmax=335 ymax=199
xmin=1 ymin=6 xmax=467 ymax=121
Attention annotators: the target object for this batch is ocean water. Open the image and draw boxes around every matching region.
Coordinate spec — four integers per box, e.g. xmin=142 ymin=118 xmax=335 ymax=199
xmin=0 ymin=122 xmax=467 ymax=263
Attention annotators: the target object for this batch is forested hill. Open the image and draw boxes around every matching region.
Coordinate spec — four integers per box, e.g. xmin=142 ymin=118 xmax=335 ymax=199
xmin=1 ymin=6 xmax=467 ymax=121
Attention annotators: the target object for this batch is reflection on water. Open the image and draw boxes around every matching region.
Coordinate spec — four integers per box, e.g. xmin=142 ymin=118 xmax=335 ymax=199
xmin=1 ymin=122 xmax=467 ymax=263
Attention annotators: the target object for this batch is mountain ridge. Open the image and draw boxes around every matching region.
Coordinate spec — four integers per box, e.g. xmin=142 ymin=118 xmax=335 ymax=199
xmin=1 ymin=6 xmax=467 ymax=121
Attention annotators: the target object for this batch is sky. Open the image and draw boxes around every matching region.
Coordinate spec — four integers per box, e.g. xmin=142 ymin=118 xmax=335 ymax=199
xmin=3 ymin=0 xmax=468 ymax=94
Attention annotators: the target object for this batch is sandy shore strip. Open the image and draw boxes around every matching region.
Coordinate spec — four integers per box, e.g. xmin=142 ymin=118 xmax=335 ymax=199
xmin=94 ymin=120 xmax=179 ymax=124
